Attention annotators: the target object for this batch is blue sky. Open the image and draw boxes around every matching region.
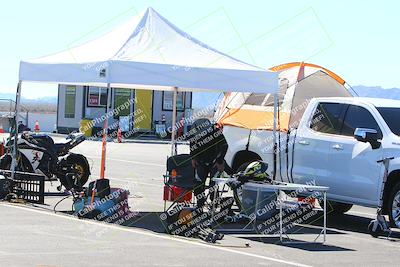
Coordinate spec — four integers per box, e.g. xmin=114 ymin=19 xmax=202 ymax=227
xmin=0 ymin=0 xmax=399 ymax=99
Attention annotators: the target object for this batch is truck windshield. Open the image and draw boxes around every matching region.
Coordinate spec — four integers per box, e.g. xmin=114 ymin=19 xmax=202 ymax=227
xmin=377 ymin=107 xmax=400 ymax=136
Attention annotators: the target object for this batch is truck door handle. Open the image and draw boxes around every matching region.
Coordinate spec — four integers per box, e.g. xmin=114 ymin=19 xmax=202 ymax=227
xmin=332 ymin=144 xmax=343 ymax=150
xmin=298 ymin=140 xmax=310 ymax=145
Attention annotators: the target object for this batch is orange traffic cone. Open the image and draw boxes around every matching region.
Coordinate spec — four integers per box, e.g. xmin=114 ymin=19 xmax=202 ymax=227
xmin=117 ymin=127 xmax=122 ymax=143
xmin=34 ymin=120 xmax=40 ymax=133
xmin=0 ymin=124 xmax=4 ymax=134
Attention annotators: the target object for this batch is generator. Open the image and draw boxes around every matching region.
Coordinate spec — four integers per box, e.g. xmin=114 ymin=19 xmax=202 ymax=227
xmin=73 ymin=178 xmax=130 ymax=221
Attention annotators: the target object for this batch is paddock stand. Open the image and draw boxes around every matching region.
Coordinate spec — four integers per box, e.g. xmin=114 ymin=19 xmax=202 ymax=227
xmin=368 ymin=157 xmax=394 ymax=238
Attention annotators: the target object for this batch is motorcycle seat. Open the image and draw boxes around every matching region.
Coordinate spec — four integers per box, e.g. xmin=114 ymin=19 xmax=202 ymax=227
xmin=29 ymin=134 xmax=55 ymax=150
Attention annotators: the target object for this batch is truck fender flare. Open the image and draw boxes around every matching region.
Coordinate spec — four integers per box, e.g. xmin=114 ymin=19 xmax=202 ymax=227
xmin=382 ymin=169 xmax=400 ymax=214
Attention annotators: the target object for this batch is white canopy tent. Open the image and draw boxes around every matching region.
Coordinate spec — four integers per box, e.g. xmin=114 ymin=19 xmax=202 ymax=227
xmin=14 ymin=7 xmax=278 ymax=177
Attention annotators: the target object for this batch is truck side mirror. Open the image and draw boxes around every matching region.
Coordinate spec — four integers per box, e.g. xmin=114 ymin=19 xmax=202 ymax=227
xmin=354 ymin=128 xmax=381 ymax=149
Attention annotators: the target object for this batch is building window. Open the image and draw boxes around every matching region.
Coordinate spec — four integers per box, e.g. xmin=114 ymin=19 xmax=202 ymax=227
xmin=162 ymin=91 xmax=185 ymax=111
xmin=65 ymin=85 xmax=76 ymax=118
xmin=114 ymin=89 xmax=132 ymax=118
xmin=87 ymin=87 xmax=108 ymax=107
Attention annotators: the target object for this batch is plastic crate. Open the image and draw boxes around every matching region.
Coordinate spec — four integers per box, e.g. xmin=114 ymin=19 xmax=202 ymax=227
xmin=0 ymin=170 xmax=45 ymax=204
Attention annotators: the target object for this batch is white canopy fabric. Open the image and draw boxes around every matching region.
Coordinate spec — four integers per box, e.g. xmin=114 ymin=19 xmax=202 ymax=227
xmin=19 ymin=7 xmax=277 ymax=93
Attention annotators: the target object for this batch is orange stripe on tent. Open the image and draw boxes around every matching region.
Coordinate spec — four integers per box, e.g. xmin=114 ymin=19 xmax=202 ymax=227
xmin=296 ymin=62 xmax=305 ymax=82
xmin=218 ymin=108 xmax=290 ymax=132
xmin=269 ymin=62 xmax=345 ymax=85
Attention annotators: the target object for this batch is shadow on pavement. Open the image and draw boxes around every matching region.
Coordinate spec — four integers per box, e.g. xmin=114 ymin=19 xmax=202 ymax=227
xmin=245 ymin=236 xmax=355 ymax=252
xmin=309 ymin=211 xmax=400 ymax=239
xmin=123 ymin=212 xmax=167 ymax=233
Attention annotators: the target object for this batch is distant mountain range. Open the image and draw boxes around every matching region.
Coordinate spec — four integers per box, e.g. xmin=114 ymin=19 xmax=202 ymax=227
xmin=192 ymin=86 xmax=400 ymax=108
xmin=0 ymin=92 xmax=57 ymax=105
xmin=0 ymin=92 xmax=57 ymax=113
xmin=0 ymin=85 xmax=399 ymax=110
xmin=352 ymin=85 xmax=400 ymax=100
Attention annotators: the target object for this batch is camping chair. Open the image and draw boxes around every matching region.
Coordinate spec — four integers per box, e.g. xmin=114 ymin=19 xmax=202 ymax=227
xmin=163 ymin=154 xmax=224 ymax=243
xmin=163 ymin=154 xmax=198 ymax=212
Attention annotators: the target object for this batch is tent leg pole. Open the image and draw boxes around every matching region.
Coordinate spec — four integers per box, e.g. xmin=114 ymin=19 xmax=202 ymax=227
xmin=273 ymin=93 xmax=278 ymax=180
xmin=100 ymin=83 xmax=111 ymax=179
xmin=171 ymin=87 xmax=178 ymax=156
xmin=11 ymin=81 xmax=22 ymax=179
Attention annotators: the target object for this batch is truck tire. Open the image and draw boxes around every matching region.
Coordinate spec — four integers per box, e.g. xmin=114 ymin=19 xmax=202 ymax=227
xmin=319 ymin=200 xmax=353 ymax=215
xmin=388 ymin=182 xmax=400 ymax=228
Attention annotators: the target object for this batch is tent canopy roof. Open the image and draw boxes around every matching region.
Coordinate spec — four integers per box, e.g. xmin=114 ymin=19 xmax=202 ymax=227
xmin=216 ymin=62 xmax=352 ymax=131
xmin=270 ymin=62 xmax=345 ymax=85
xmin=19 ymin=7 xmax=277 ymax=93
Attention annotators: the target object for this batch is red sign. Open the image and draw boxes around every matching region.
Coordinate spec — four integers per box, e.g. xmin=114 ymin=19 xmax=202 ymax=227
xmin=89 ymin=94 xmax=99 ymax=105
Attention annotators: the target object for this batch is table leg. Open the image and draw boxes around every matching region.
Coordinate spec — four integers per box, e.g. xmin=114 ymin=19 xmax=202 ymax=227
xmin=323 ymin=191 xmax=327 ymax=243
xmin=211 ymin=185 xmax=218 ymax=227
xmin=253 ymin=188 xmax=261 ymax=231
xmin=280 ymin=189 xmax=283 ymax=242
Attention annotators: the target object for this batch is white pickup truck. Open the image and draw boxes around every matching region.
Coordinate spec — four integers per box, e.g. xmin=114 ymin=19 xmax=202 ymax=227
xmin=223 ymin=97 xmax=400 ymax=227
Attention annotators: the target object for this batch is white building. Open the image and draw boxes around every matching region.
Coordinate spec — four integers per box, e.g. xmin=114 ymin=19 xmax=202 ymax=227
xmin=57 ymin=85 xmax=192 ymax=135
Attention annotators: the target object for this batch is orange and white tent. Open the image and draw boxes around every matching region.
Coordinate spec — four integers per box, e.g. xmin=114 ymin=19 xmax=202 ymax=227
xmin=215 ymin=62 xmax=353 ymax=131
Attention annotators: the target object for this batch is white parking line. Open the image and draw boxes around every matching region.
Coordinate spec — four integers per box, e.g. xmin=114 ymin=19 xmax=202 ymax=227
xmin=0 ymin=203 xmax=312 ymax=267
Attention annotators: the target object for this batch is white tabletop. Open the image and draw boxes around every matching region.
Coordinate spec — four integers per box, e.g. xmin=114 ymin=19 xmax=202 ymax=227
xmin=211 ymin=177 xmax=328 ymax=192
xmin=245 ymin=181 xmax=329 ymax=192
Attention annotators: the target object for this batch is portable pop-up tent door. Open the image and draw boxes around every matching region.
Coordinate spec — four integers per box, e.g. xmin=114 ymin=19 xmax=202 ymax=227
xmin=14 ymin=7 xmax=279 ymax=178
xmin=215 ymin=62 xmax=353 ymax=131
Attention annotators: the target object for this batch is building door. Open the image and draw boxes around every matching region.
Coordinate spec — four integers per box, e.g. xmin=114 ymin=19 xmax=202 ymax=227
xmin=114 ymin=88 xmax=133 ymax=131
xmin=134 ymin=89 xmax=153 ymax=130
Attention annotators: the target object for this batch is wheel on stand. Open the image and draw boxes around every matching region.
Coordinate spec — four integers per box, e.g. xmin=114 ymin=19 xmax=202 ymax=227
xmin=60 ymin=154 xmax=90 ymax=190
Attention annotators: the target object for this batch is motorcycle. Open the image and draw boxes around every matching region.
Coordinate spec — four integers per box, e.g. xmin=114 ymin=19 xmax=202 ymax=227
xmin=0 ymin=132 xmax=90 ymax=190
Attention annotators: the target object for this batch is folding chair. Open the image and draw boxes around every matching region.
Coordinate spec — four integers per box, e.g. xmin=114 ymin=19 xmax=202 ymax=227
xmin=163 ymin=154 xmax=198 ymax=212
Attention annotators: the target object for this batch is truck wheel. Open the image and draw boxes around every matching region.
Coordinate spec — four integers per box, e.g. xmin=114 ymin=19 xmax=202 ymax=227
xmin=388 ymin=182 xmax=400 ymax=228
xmin=319 ymin=200 xmax=353 ymax=215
